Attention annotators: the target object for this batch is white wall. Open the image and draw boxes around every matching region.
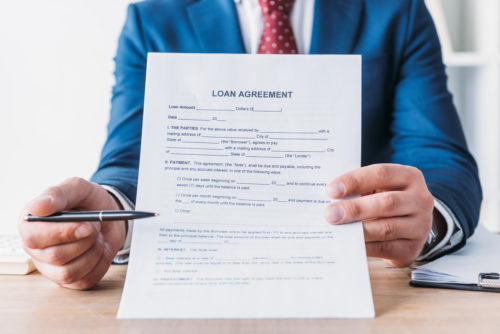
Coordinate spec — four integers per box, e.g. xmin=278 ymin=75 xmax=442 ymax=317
xmin=0 ymin=1 xmax=132 ymax=234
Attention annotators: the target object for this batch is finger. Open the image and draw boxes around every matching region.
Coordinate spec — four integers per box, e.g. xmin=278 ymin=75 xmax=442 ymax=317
xmin=366 ymin=239 xmax=424 ymax=268
xmin=324 ymin=191 xmax=413 ymax=224
xmin=362 ymin=217 xmax=423 ymax=242
xmin=32 ymin=235 xmax=105 ymax=285
xmin=25 ymin=233 xmax=100 ymax=265
xmin=100 ymin=220 xmax=127 ymax=255
xmin=327 ymin=164 xmax=425 ymax=199
xmin=19 ymin=220 xmax=99 ymax=249
xmin=26 ymin=177 xmax=98 ymax=217
xmin=62 ymin=241 xmax=114 ymax=290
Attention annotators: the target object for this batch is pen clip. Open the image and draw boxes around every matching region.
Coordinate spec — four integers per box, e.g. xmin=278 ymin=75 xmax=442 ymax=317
xmin=478 ymin=273 xmax=500 ymax=289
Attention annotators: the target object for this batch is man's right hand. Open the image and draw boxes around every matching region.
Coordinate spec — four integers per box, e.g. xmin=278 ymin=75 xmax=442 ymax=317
xmin=18 ymin=177 xmax=127 ymax=290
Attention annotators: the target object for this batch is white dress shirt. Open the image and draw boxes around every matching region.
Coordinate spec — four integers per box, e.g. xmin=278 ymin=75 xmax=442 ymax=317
xmin=110 ymin=0 xmax=463 ymax=263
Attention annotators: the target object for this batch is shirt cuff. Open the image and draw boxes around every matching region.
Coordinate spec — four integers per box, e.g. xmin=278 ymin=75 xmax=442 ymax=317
xmin=101 ymin=185 xmax=133 ymax=264
xmin=417 ymin=197 xmax=464 ymax=261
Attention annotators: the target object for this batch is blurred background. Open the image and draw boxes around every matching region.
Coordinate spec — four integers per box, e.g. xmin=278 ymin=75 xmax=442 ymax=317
xmin=0 ymin=0 xmax=499 ymax=235
xmin=0 ymin=0 xmax=130 ymax=234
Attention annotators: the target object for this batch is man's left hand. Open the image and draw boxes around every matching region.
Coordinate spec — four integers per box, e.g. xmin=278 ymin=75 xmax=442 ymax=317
xmin=324 ymin=164 xmax=434 ymax=267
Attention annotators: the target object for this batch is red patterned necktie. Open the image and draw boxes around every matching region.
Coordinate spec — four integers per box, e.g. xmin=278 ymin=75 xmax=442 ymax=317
xmin=257 ymin=0 xmax=298 ymax=54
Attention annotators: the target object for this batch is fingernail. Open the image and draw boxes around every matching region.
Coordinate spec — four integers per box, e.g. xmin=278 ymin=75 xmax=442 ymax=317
xmin=74 ymin=224 xmax=93 ymax=239
xmin=91 ymin=221 xmax=101 ymax=233
xmin=38 ymin=195 xmax=53 ymax=203
xmin=328 ymin=182 xmax=345 ymax=198
xmin=96 ymin=233 xmax=104 ymax=246
xmin=103 ymin=242 xmax=113 ymax=259
xmin=26 ymin=196 xmax=54 ymax=216
xmin=29 ymin=195 xmax=52 ymax=207
xmin=325 ymin=205 xmax=345 ymax=223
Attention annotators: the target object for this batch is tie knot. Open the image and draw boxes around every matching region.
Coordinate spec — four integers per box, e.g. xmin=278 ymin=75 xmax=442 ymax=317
xmin=259 ymin=0 xmax=295 ymax=16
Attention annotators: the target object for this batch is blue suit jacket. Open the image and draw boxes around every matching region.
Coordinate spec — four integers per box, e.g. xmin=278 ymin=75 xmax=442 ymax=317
xmin=91 ymin=0 xmax=482 ymax=256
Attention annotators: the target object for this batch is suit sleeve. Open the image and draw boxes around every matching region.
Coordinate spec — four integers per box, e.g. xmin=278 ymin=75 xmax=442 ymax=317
xmin=90 ymin=4 xmax=146 ymax=203
xmin=390 ymin=0 xmax=482 ymax=251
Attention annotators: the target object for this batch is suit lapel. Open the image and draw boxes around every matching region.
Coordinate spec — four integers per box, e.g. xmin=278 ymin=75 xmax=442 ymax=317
xmin=186 ymin=0 xmax=245 ymax=53
xmin=310 ymin=0 xmax=364 ymax=54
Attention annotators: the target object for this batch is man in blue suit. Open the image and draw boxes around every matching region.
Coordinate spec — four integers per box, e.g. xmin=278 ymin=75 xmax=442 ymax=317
xmin=19 ymin=0 xmax=482 ymax=290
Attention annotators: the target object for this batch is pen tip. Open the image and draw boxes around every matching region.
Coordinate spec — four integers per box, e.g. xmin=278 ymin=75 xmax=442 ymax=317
xmin=154 ymin=213 xmax=160 ymax=216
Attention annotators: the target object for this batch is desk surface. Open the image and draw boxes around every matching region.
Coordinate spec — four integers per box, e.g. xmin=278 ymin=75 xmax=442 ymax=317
xmin=1 ymin=258 xmax=498 ymax=334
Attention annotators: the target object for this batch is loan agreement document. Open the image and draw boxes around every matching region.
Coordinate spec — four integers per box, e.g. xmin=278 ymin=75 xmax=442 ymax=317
xmin=117 ymin=53 xmax=374 ymax=319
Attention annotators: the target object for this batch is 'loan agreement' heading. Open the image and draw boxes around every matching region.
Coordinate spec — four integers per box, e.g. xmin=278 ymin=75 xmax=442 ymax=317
xmin=212 ymin=90 xmax=294 ymax=98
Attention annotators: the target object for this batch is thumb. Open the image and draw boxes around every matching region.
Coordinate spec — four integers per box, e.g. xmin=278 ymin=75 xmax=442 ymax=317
xmin=26 ymin=178 xmax=97 ymax=217
xmin=26 ymin=194 xmax=58 ymax=217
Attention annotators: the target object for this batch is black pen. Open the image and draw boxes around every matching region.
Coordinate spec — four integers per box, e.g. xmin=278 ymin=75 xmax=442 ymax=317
xmin=24 ymin=210 xmax=159 ymax=222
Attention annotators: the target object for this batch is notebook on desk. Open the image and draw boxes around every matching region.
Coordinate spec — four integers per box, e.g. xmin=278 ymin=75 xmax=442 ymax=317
xmin=411 ymin=225 xmax=500 ymax=292
xmin=0 ymin=234 xmax=36 ymax=275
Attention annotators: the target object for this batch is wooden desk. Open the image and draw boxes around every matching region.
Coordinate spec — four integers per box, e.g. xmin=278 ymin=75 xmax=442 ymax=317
xmin=1 ymin=259 xmax=497 ymax=334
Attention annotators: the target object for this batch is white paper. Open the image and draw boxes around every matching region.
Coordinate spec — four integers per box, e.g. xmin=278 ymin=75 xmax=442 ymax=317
xmin=117 ymin=53 xmax=374 ymax=319
xmin=412 ymin=225 xmax=500 ymax=284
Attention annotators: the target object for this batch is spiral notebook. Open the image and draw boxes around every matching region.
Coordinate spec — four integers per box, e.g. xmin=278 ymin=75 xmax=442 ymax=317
xmin=411 ymin=225 xmax=500 ymax=292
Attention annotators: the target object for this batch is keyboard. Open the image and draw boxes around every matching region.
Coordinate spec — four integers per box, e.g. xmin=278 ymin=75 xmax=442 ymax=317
xmin=0 ymin=234 xmax=36 ymax=275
